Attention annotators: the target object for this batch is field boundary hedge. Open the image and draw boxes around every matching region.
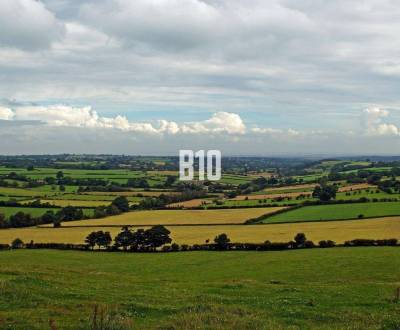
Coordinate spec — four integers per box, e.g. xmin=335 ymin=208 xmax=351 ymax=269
xmin=0 ymin=238 xmax=398 ymax=252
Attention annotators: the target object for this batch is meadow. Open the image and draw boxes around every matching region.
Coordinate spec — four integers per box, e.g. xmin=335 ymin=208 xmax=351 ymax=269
xmin=0 ymin=248 xmax=398 ymax=329
xmin=263 ymin=202 xmax=400 ymax=224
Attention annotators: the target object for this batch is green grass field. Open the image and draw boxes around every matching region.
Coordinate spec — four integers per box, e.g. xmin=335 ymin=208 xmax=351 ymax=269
xmin=0 ymin=248 xmax=398 ymax=329
xmin=263 ymin=202 xmax=400 ymax=223
xmin=0 ymin=207 xmax=61 ymax=218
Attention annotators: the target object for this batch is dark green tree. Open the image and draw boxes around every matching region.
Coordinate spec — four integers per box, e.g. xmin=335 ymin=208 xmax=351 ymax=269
xmin=0 ymin=213 xmax=7 ymax=228
xmin=57 ymin=206 xmax=84 ymax=221
xmin=294 ymin=233 xmax=307 ymax=248
xmin=144 ymin=225 xmax=172 ymax=250
xmin=85 ymin=232 xmax=98 ymax=250
xmin=112 ymin=196 xmax=130 ymax=212
xmin=114 ymin=226 xmax=134 ymax=251
xmin=214 ymin=233 xmax=230 ymax=250
xmin=312 ymin=184 xmax=338 ymax=201
xmin=96 ymin=231 xmax=112 ymax=250
xmin=11 ymin=238 xmax=24 ymax=249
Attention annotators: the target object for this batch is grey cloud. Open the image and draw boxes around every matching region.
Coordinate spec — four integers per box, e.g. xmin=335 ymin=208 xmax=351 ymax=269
xmin=0 ymin=0 xmax=65 ymax=50
xmin=0 ymin=0 xmax=400 ymax=155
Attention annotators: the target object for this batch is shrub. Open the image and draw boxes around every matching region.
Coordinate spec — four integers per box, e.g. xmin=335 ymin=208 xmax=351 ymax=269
xmin=304 ymin=240 xmax=315 ymax=248
xmin=294 ymin=233 xmax=307 ymax=248
xmin=11 ymin=238 xmax=24 ymax=249
xmin=319 ymin=240 xmax=336 ymax=248
xmin=171 ymin=243 xmax=180 ymax=251
xmin=214 ymin=233 xmax=231 ymax=250
xmin=0 ymin=243 xmax=10 ymax=250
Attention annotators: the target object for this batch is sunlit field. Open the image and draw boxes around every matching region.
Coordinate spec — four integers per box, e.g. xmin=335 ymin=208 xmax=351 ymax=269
xmin=1 ymin=217 xmax=398 ymax=245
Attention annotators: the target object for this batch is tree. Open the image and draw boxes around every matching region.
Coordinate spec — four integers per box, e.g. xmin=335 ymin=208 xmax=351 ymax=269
xmin=112 ymin=196 xmax=130 ymax=212
xmin=214 ymin=233 xmax=230 ymax=250
xmin=114 ymin=226 xmax=134 ymax=251
xmin=96 ymin=231 xmax=112 ymax=250
xmin=164 ymin=175 xmax=177 ymax=187
xmin=0 ymin=213 xmax=7 ymax=228
xmin=294 ymin=233 xmax=307 ymax=248
xmin=144 ymin=225 xmax=172 ymax=250
xmin=131 ymin=229 xmax=147 ymax=251
xmin=53 ymin=218 xmax=62 ymax=228
xmin=57 ymin=206 xmax=83 ymax=221
xmin=106 ymin=204 xmax=121 ymax=216
xmin=59 ymin=185 xmax=66 ymax=192
xmin=26 ymin=165 xmax=34 ymax=171
xmin=9 ymin=212 xmax=35 ymax=228
xmin=85 ymin=231 xmax=112 ymax=250
xmin=11 ymin=238 xmax=24 ymax=249
xmin=312 ymin=184 xmax=338 ymax=201
xmin=94 ymin=206 xmax=107 ymax=218
xmin=56 ymin=171 xmax=64 ymax=179
xmin=85 ymin=232 xmax=98 ymax=250
xmin=41 ymin=210 xmax=56 ymax=224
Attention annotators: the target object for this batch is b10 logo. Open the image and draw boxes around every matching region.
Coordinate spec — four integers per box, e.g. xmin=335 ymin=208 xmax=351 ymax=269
xmin=179 ymin=150 xmax=221 ymax=181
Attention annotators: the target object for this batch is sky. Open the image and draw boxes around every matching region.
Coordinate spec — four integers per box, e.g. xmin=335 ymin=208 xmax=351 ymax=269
xmin=1 ymin=0 xmax=400 ymax=155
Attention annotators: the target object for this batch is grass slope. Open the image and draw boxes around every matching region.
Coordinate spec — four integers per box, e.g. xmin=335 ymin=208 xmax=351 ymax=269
xmin=0 ymin=248 xmax=399 ymax=329
xmin=264 ymin=202 xmax=400 ymax=223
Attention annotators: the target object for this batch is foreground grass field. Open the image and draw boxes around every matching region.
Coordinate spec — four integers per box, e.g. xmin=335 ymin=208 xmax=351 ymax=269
xmin=264 ymin=202 xmax=400 ymax=224
xmin=0 ymin=248 xmax=399 ymax=329
xmin=1 ymin=217 xmax=399 ymax=245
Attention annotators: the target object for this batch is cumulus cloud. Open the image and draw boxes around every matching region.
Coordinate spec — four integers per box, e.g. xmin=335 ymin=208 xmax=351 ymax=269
xmin=0 ymin=0 xmax=64 ymax=50
xmin=362 ymin=107 xmax=400 ymax=136
xmin=0 ymin=107 xmax=14 ymax=120
xmin=6 ymin=105 xmax=247 ymax=135
xmin=2 ymin=1 xmax=400 ymax=154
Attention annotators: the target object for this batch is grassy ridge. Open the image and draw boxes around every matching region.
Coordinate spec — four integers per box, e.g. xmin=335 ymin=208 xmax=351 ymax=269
xmin=0 ymin=248 xmax=398 ymax=329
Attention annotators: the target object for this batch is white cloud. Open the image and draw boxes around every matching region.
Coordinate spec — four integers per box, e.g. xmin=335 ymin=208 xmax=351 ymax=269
xmin=0 ymin=0 xmax=64 ymax=50
xmin=7 ymin=105 xmax=247 ymax=135
xmin=0 ymin=107 xmax=14 ymax=120
xmin=181 ymin=112 xmax=246 ymax=134
xmin=362 ymin=107 xmax=400 ymax=136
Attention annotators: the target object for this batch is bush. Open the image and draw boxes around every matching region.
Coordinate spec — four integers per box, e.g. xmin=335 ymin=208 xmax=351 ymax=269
xmin=214 ymin=233 xmax=230 ymax=250
xmin=304 ymin=240 xmax=315 ymax=248
xmin=319 ymin=240 xmax=336 ymax=248
xmin=11 ymin=238 xmax=24 ymax=249
xmin=171 ymin=243 xmax=180 ymax=251
xmin=294 ymin=233 xmax=307 ymax=248
xmin=0 ymin=243 xmax=10 ymax=250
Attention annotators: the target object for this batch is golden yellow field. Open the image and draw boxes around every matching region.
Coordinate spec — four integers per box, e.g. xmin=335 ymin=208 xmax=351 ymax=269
xmin=338 ymin=183 xmax=376 ymax=192
xmin=0 ymin=217 xmax=398 ymax=245
xmin=41 ymin=207 xmax=285 ymax=226
xmin=167 ymin=198 xmax=212 ymax=208
xmin=264 ymin=183 xmax=317 ymax=192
